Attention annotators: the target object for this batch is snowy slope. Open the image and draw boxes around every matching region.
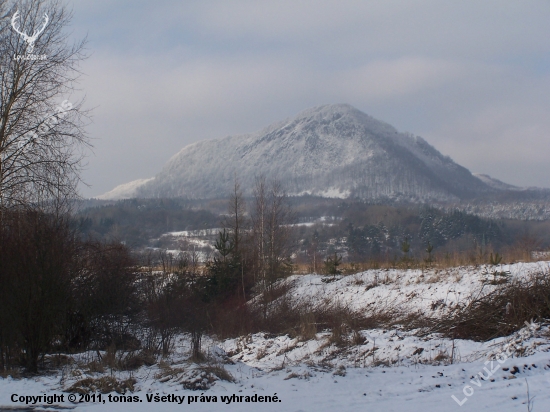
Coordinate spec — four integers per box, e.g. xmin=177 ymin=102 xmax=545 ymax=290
xmin=271 ymin=261 xmax=550 ymax=317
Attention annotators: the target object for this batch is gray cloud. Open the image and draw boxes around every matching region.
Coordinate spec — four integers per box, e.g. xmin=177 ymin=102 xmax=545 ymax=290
xmin=68 ymin=0 xmax=550 ymax=196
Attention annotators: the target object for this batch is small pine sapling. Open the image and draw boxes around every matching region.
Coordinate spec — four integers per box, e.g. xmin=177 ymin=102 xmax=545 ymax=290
xmin=324 ymin=253 xmax=343 ymax=277
xmin=401 ymin=237 xmax=412 ymax=267
xmin=488 ymin=252 xmax=509 ymax=284
xmin=424 ymin=241 xmax=434 ymax=265
xmin=489 ymin=252 xmax=502 ymax=266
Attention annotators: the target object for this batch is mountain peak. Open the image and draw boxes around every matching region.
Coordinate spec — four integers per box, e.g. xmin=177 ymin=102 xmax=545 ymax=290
xmin=298 ymin=103 xmax=362 ymax=116
xmin=288 ymin=103 xmax=395 ymax=132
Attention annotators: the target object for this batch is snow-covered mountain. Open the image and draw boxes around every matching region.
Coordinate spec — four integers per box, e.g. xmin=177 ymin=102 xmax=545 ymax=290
xmin=103 ymin=104 xmax=501 ymax=201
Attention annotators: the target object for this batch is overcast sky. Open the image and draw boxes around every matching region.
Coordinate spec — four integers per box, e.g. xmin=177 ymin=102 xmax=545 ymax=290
xmin=66 ymin=0 xmax=550 ymax=197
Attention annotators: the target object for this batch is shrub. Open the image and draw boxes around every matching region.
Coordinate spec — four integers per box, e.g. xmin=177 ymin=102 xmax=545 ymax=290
xmin=434 ymin=271 xmax=550 ymax=341
xmin=324 ymin=253 xmax=342 ymax=276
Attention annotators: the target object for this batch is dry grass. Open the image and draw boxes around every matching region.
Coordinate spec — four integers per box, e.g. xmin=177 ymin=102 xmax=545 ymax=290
xmin=45 ymin=354 xmax=74 ymax=369
xmin=0 ymin=368 xmax=21 ymax=379
xmin=425 ymin=272 xmax=443 ymax=284
xmin=372 ymin=359 xmax=390 ymax=367
xmin=200 ymin=365 xmax=234 ymax=382
xmin=283 ymin=372 xmax=300 ymax=380
xmin=67 ymin=376 xmax=137 ymax=394
xmin=154 ymin=360 xmax=186 ymax=382
xmin=328 ymin=323 xmax=347 ymax=346
xmin=226 ymin=277 xmax=421 ymax=348
xmin=429 ymin=271 xmax=550 ymax=341
xmin=351 ymin=330 xmax=367 ymax=345
xmin=119 ymin=350 xmax=156 ymax=370
xmin=298 ymin=310 xmax=317 ymax=341
xmin=252 ymin=293 xmax=409 ymax=350
xmin=433 ymin=351 xmax=450 ymax=363
xmin=256 ymin=347 xmax=268 ymax=360
xmin=296 ymin=245 xmax=544 ymax=276
xmin=101 ymin=344 xmax=117 ymax=371
xmin=79 ymin=348 xmax=157 ymax=375
xmin=84 ymin=360 xmax=105 ymax=374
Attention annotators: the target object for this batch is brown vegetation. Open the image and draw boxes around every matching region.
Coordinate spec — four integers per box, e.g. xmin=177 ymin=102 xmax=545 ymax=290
xmin=431 ymin=271 xmax=550 ymax=341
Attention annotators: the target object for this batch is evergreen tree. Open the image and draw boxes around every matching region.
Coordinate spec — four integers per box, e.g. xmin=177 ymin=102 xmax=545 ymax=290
xmin=205 ymin=229 xmax=241 ymax=301
xmin=324 ymin=252 xmax=343 ymax=276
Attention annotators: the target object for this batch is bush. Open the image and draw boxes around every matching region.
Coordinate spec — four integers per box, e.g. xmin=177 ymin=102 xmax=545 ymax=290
xmin=77 ymin=242 xmax=141 ymax=351
xmin=434 ymin=271 xmax=550 ymax=341
xmin=0 ymin=210 xmax=78 ymax=372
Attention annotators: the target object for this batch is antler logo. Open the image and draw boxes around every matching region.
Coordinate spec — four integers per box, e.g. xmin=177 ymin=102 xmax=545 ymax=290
xmin=11 ymin=10 xmax=49 ymax=54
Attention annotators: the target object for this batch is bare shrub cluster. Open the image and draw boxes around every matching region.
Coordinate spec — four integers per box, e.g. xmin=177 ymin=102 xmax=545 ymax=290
xmin=431 ymin=271 xmax=550 ymax=341
xmin=226 ymin=286 xmax=401 ymax=344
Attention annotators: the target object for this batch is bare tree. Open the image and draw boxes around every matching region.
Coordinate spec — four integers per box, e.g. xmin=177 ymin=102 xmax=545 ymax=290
xmin=250 ymin=176 xmax=294 ymax=319
xmin=225 ymin=175 xmax=249 ymax=298
xmin=265 ymin=180 xmax=293 ymax=286
xmin=251 ymin=175 xmax=267 ymax=288
xmin=308 ymin=229 xmax=320 ymax=273
xmin=0 ymin=0 xmax=89 ymax=209
xmin=226 ymin=174 xmax=246 ymax=256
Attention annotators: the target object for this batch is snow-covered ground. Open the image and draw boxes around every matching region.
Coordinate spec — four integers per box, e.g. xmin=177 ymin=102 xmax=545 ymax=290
xmin=2 ymin=262 xmax=550 ymax=411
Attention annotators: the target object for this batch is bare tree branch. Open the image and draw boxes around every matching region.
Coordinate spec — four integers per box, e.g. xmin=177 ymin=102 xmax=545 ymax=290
xmin=0 ymin=0 xmax=90 ymax=210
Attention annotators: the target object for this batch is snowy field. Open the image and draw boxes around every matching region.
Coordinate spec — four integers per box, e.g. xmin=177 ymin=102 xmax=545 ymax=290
xmin=1 ymin=262 xmax=550 ymax=412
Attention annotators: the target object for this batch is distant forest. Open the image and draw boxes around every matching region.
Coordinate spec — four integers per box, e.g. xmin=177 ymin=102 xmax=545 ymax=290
xmin=76 ymin=196 xmax=550 ymax=265
xmin=76 ymin=198 xmax=220 ymax=247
